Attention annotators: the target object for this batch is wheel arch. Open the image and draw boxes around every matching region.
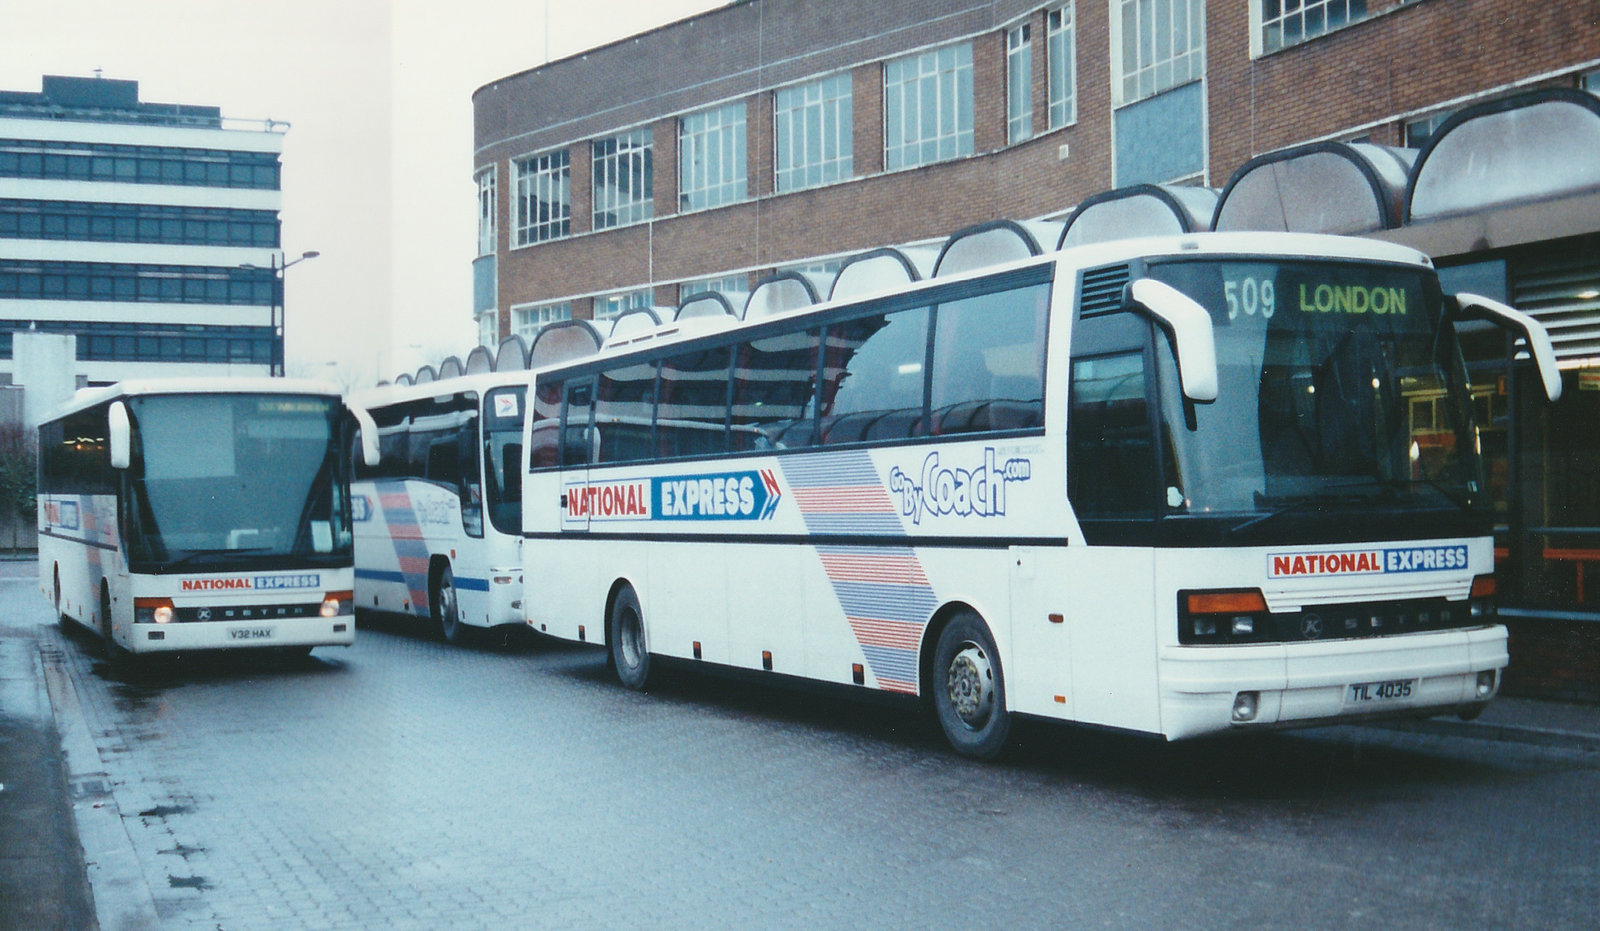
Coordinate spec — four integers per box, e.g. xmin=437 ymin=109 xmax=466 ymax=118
xmin=918 ymin=600 xmax=988 ymax=702
xmin=427 ymin=554 xmax=452 ymax=605
xmin=602 ymin=576 xmax=639 ymax=650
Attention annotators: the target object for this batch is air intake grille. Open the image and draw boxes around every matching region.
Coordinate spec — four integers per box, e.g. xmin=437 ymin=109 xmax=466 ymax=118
xmin=1079 ymin=264 xmax=1131 ymax=316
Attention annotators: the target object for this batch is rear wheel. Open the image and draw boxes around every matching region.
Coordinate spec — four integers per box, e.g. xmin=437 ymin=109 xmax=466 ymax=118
xmin=931 ymin=611 xmax=1011 ymax=761
xmin=609 ymin=586 xmax=651 ymax=690
xmin=433 ymin=565 xmax=464 ymax=644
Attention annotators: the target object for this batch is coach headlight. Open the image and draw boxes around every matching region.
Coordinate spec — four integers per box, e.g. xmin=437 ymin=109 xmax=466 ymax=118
xmin=135 ymin=597 xmax=175 ymax=624
xmin=321 ymin=591 xmax=353 ymax=618
xmin=1469 ymin=575 xmax=1497 ymax=620
xmin=1179 ymin=589 xmax=1269 ymax=644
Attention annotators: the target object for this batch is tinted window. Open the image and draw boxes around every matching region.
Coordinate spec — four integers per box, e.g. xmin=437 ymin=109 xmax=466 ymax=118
xmin=818 ymin=306 xmax=930 ymax=444
xmin=929 ymin=282 xmax=1049 ymax=435
xmin=730 ymin=329 xmax=821 ymax=449
xmin=656 ymin=346 xmax=731 ymax=457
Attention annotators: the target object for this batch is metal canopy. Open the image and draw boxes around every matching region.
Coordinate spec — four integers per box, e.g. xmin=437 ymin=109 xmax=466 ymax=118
xmin=830 ymin=245 xmax=937 ymax=301
xmin=1060 ymin=183 xmax=1218 ymax=247
xmin=494 ymin=335 xmax=529 ymax=372
xmin=1213 ymin=141 xmax=1414 ymax=235
xmin=743 ymin=272 xmax=822 ymax=320
xmin=528 ymin=320 xmax=603 ymax=368
xmin=465 ymin=345 xmax=494 ymax=374
xmin=1408 ymin=88 xmax=1600 ymax=224
xmin=933 ymin=219 xmax=1063 ymax=276
xmin=675 ymin=292 xmax=739 ymax=321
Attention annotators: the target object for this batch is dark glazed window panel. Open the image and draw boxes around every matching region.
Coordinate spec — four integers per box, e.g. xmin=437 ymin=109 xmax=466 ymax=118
xmin=1069 ymin=351 xmax=1157 ymax=518
xmin=730 ymin=329 xmax=822 ymax=449
xmin=928 ymin=282 xmax=1049 ymax=435
xmin=818 ymin=306 xmax=930 ymax=444
xmin=656 ymin=347 xmax=733 ymax=457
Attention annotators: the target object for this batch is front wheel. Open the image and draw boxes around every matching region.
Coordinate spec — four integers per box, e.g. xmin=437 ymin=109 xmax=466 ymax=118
xmin=609 ymin=586 xmax=652 ymax=690
xmin=433 ymin=565 xmax=464 ymax=644
xmin=931 ymin=612 xmax=1011 ymax=761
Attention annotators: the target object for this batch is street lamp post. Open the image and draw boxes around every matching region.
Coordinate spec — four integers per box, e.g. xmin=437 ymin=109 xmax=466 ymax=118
xmin=244 ymin=250 xmax=319 ymax=376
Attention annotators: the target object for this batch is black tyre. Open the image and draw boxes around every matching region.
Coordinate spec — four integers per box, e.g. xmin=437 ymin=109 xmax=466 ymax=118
xmin=100 ymin=583 xmax=133 ymax=667
xmin=433 ymin=565 xmax=465 ymax=644
xmin=609 ymin=586 xmax=651 ymax=690
xmin=931 ymin=611 xmax=1011 ymax=761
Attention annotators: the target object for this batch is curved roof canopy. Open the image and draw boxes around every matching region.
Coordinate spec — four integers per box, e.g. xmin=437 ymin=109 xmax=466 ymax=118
xmin=413 ymin=365 xmax=436 ymax=384
xmin=675 ymin=291 xmax=740 ymax=321
xmin=829 ymin=246 xmax=936 ymax=301
xmin=933 ymin=219 xmax=1062 ymax=276
xmin=528 ymin=320 xmax=603 ymax=368
xmin=437 ymin=356 xmax=464 ymax=380
xmin=1407 ymin=88 xmax=1600 ymax=224
xmin=743 ymin=272 xmax=821 ymax=320
xmin=1213 ymin=141 xmax=1414 ymax=234
xmin=1060 ymin=184 xmax=1217 ymax=247
xmin=465 ymin=345 xmax=494 ymax=374
xmin=494 ymin=335 xmax=529 ymax=372
xmin=604 ymin=306 xmax=664 ymax=347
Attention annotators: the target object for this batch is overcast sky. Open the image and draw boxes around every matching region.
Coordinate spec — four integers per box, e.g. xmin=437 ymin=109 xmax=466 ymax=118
xmin=0 ymin=0 xmax=723 ymax=388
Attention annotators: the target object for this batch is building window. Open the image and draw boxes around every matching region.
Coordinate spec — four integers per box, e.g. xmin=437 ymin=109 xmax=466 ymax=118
xmin=593 ymin=128 xmax=653 ymax=230
xmin=679 ymin=103 xmax=747 ymax=212
xmin=512 ymin=301 xmax=571 ymax=341
xmin=596 ymin=288 xmax=653 ymax=322
xmin=1583 ymin=69 xmax=1600 ymax=96
xmin=1114 ymin=0 xmax=1204 ymax=105
xmin=478 ymin=309 xmax=498 ymax=348
xmin=475 ymin=167 xmax=496 ymax=256
xmin=1007 ymin=24 xmax=1033 ymax=144
xmin=0 ymin=200 xmax=277 ymax=247
xmin=680 ymin=273 xmax=748 ymax=298
xmin=0 ymin=139 xmax=279 ymax=190
xmin=513 ymin=149 xmax=569 ymax=246
xmin=774 ymin=74 xmax=853 ymax=193
xmin=1404 ymin=112 xmax=1449 ymax=149
xmin=1261 ymin=0 xmax=1368 ymax=54
xmin=1048 ymin=5 xmax=1077 ymax=128
xmin=884 ymin=43 xmax=974 ymax=170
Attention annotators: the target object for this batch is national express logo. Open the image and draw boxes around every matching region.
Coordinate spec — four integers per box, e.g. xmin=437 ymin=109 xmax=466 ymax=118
xmin=1268 ymin=545 xmax=1469 ymax=579
xmin=566 ymin=469 xmax=782 ymax=522
xmin=179 ymin=575 xmax=321 ymax=592
xmin=888 ymin=449 xmax=1031 ymax=525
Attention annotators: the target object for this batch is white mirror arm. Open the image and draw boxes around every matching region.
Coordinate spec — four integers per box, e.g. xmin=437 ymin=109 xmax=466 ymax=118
xmin=1126 ymin=278 xmax=1219 ymax=403
xmin=1455 ymin=292 xmax=1563 ymax=403
xmin=347 ymin=402 xmax=382 ymax=467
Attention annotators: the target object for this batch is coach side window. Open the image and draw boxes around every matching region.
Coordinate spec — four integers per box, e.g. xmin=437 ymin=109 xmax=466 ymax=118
xmin=818 ymin=305 xmax=930 ymax=444
xmin=657 ymin=346 xmax=733 ymax=458
xmin=596 ymin=358 xmax=658 ymax=464
xmin=928 ymin=281 xmax=1049 ymax=435
xmin=730 ymin=328 xmax=822 ymax=449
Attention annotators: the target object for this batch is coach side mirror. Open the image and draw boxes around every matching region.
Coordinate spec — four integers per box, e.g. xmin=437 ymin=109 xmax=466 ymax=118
xmin=1122 ymin=278 xmax=1219 ymax=403
xmin=108 ymin=401 xmax=131 ymax=469
xmin=1452 ymin=293 xmax=1563 ymax=403
xmin=348 ymin=403 xmax=382 ymax=468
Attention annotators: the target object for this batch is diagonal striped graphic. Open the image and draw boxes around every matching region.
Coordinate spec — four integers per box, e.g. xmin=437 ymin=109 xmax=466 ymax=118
xmin=376 ymin=484 xmax=433 ymax=615
xmin=777 ymin=451 xmax=934 ymax=696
